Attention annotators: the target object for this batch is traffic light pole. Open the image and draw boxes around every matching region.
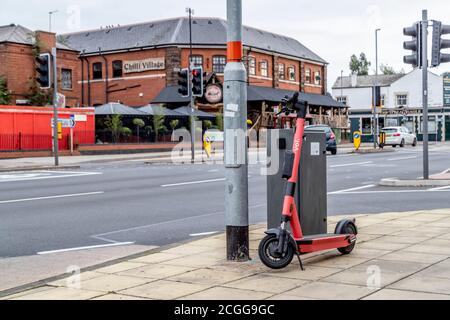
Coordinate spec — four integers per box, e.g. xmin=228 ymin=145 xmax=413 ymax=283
xmin=422 ymin=10 xmax=429 ymax=180
xmin=224 ymin=0 xmax=249 ymax=262
xmin=187 ymin=8 xmax=196 ymax=164
xmin=52 ymin=47 xmax=59 ymax=167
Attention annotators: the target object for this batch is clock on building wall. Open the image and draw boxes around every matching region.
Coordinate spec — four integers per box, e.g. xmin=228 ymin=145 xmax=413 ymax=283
xmin=205 ymin=84 xmax=223 ymax=104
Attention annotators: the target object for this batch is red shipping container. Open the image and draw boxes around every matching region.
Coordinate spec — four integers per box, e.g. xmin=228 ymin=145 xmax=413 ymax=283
xmin=0 ymin=106 xmax=95 ymax=151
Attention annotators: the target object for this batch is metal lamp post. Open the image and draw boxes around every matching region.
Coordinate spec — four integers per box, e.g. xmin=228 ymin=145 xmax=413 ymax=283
xmin=224 ymin=0 xmax=250 ymax=262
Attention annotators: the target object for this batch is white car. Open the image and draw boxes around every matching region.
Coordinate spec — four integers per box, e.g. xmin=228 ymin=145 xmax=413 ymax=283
xmin=381 ymin=127 xmax=417 ymax=148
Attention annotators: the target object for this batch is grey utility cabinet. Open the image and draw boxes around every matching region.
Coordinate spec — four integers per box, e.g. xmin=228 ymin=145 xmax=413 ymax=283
xmin=267 ymin=129 xmax=328 ymax=236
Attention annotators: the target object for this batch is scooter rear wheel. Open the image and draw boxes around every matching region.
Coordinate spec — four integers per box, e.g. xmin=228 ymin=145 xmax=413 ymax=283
xmin=258 ymin=235 xmax=295 ymax=269
xmin=338 ymin=224 xmax=357 ymax=255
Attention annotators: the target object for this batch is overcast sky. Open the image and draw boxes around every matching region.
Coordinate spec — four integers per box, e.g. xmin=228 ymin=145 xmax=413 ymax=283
xmin=2 ymin=0 xmax=449 ymax=89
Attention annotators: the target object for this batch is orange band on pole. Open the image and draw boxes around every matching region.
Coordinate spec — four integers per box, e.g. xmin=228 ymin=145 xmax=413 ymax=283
xmin=227 ymin=41 xmax=243 ymax=62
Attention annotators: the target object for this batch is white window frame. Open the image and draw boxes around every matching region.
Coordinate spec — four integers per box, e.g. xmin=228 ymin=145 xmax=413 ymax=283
xmin=212 ymin=55 xmax=227 ymax=74
xmin=191 ymin=55 xmax=203 ymax=68
xmin=278 ymin=63 xmax=285 ymax=80
xmin=248 ymin=57 xmax=256 ymax=75
xmin=396 ymin=93 xmax=408 ymax=107
xmin=61 ymin=68 xmax=72 ymax=90
xmin=288 ymin=66 xmax=296 ymax=81
xmin=260 ymin=60 xmax=269 ymax=78
xmin=314 ymin=71 xmax=321 ymax=85
xmin=337 ymin=96 xmax=347 ymax=106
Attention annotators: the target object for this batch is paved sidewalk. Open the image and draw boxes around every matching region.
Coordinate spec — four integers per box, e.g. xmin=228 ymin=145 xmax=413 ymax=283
xmin=3 ymin=209 xmax=450 ymax=300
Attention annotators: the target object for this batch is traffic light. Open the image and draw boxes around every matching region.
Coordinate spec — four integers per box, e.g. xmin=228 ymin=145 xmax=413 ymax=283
xmin=191 ymin=67 xmax=204 ymax=97
xmin=178 ymin=68 xmax=190 ymax=97
xmin=431 ymin=21 xmax=450 ymax=67
xmin=35 ymin=53 xmax=51 ymax=89
xmin=403 ymin=23 xmax=422 ymax=68
xmin=373 ymin=86 xmax=382 ymax=107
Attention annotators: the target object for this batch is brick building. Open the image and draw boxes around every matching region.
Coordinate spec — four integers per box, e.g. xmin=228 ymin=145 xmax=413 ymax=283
xmin=1 ymin=18 xmax=346 ymax=131
xmin=0 ymin=24 xmax=80 ymax=107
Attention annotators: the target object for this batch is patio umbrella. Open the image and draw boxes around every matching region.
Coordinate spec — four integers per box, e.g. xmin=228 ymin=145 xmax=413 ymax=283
xmin=173 ymin=106 xmax=216 ymax=118
xmin=138 ymin=105 xmax=182 ymax=117
xmin=95 ymin=102 xmax=148 ymax=116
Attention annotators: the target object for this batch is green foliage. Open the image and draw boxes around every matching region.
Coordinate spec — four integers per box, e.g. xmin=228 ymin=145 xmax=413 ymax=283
xmin=133 ymin=118 xmax=145 ymax=128
xmin=170 ymin=119 xmax=180 ymax=131
xmin=203 ymin=120 xmax=213 ymax=130
xmin=0 ymin=76 xmax=11 ymax=105
xmin=380 ymin=64 xmax=405 ymax=75
xmin=151 ymin=115 xmax=167 ymax=142
xmin=215 ymin=113 xmax=224 ymax=131
xmin=121 ymin=127 xmax=132 ymax=137
xmin=104 ymin=114 xmax=129 ymax=143
xmin=28 ymin=80 xmax=52 ymax=106
xmin=349 ymin=53 xmax=371 ymax=76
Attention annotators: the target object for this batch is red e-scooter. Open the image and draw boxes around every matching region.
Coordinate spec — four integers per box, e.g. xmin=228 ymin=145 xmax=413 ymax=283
xmin=259 ymin=93 xmax=357 ymax=270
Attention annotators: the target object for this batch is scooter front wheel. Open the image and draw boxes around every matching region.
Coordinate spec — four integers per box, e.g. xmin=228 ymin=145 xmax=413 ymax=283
xmin=258 ymin=235 xmax=295 ymax=269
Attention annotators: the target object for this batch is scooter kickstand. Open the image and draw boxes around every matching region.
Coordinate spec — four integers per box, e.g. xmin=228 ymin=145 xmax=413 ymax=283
xmin=296 ymin=253 xmax=305 ymax=271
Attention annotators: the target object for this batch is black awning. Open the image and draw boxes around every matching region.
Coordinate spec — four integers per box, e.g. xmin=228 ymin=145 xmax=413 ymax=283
xmin=247 ymin=86 xmax=346 ymax=108
xmin=152 ymin=85 xmax=345 ymax=109
xmin=152 ymin=86 xmax=190 ymax=104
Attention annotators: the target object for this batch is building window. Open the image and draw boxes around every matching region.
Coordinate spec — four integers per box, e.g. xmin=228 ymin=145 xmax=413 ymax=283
xmin=93 ymin=62 xmax=103 ymax=80
xmin=362 ymin=117 xmax=373 ymax=135
xmin=260 ymin=60 xmax=269 ymax=77
xmin=337 ymin=96 xmax=347 ymax=106
xmin=61 ymin=69 xmax=72 ymax=90
xmin=420 ymin=116 xmax=437 ymax=133
xmin=288 ymin=66 xmax=296 ymax=81
xmin=381 ymin=94 xmax=386 ymax=106
xmin=305 ymin=69 xmax=311 ymax=83
xmin=278 ymin=63 xmax=285 ymax=80
xmin=212 ymin=55 xmax=226 ymax=74
xmin=314 ymin=71 xmax=321 ymax=85
xmin=191 ymin=55 xmax=203 ymax=68
xmin=112 ymin=60 xmax=123 ymax=78
xmin=248 ymin=57 xmax=256 ymax=75
xmin=396 ymin=94 xmax=408 ymax=106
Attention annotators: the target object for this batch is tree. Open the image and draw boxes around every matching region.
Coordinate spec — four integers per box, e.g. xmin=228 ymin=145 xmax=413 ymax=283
xmin=380 ymin=64 xmax=405 ymax=75
xmin=0 ymin=76 xmax=11 ymax=105
xmin=169 ymin=119 xmax=180 ymax=132
xmin=349 ymin=53 xmax=371 ymax=76
xmin=150 ymin=115 xmax=167 ymax=142
xmin=215 ymin=113 xmax=224 ymax=131
xmin=203 ymin=120 xmax=213 ymax=130
xmin=133 ymin=118 xmax=146 ymax=143
xmin=104 ymin=114 xmax=128 ymax=143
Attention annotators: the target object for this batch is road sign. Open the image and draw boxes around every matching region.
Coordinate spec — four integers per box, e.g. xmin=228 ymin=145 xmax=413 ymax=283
xmin=51 ymin=118 xmax=76 ymax=129
xmin=353 ymin=131 xmax=362 ymax=150
xmin=444 ymin=73 xmax=450 ymax=106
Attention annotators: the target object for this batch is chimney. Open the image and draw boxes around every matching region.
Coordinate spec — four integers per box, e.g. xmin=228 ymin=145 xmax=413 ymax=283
xmin=34 ymin=31 xmax=56 ymax=53
xmin=351 ymin=73 xmax=358 ymax=88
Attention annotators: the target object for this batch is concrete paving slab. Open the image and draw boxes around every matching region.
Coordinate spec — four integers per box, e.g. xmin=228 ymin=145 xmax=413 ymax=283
xmin=119 ymin=264 xmax=197 ymax=280
xmin=168 ymin=268 xmax=248 ymax=286
xmin=119 ymin=280 xmax=211 ymax=300
xmin=363 ymin=288 xmax=450 ymax=300
xmin=79 ymin=274 xmax=151 ymax=293
xmin=10 ymin=287 xmax=104 ymax=300
xmin=389 ymin=276 xmax=450 ymax=295
xmin=181 ymin=286 xmax=273 ymax=300
xmin=283 ymin=282 xmax=376 ymax=300
xmin=224 ymin=274 xmax=308 ymax=294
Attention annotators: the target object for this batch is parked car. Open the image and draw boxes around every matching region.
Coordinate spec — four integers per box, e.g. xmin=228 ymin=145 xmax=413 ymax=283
xmin=305 ymin=125 xmax=337 ymax=155
xmin=381 ymin=127 xmax=417 ymax=148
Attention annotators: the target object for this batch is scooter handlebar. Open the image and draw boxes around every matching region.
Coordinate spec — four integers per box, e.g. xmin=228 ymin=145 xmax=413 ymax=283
xmin=281 ymin=92 xmax=308 ymax=119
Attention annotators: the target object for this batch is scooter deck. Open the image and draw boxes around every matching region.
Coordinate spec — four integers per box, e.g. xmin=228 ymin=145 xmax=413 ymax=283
xmin=296 ymin=233 xmax=356 ymax=253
